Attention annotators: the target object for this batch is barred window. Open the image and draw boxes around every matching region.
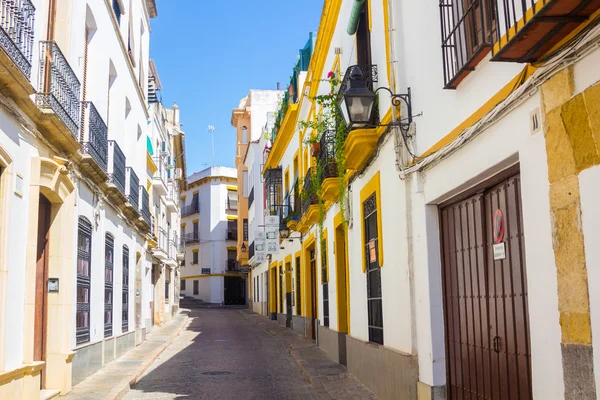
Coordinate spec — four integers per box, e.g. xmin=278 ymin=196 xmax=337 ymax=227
xmin=364 ymin=194 xmax=383 ymax=345
xmin=181 ymin=279 xmax=186 ymax=291
xmin=105 ymin=234 xmax=114 ymax=338
xmin=122 ymin=245 xmax=129 ymax=332
xmin=193 ymin=280 xmax=199 ymax=295
xmin=76 ymin=217 xmax=92 ymax=345
xmin=321 ymin=239 xmax=329 ymax=327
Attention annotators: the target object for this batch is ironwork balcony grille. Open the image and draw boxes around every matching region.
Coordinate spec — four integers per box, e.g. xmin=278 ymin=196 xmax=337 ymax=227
xmin=107 ymin=141 xmax=126 ymax=195
xmin=227 ymin=259 xmax=238 ymax=272
xmin=439 ymin=0 xmax=495 ymax=88
xmin=265 ymin=167 xmax=282 ymax=216
xmin=300 ymin=168 xmax=318 ymax=219
xmin=167 ymin=182 xmax=179 ymax=204
xmin=319 ymin=130 xmax=338 ymax=181
xmin=0 ymin=0 xmax=35 ymax=77
xmin=248 ymin=187 xmax=254 ymax=208
xmin=140 ymin=186 xmax=150 ymax=225
xmin=81 ymin=101 xmax=108 ymax=172
xmin=154 ymin=156 xmax=167 ymax=186
xmin=283 ymin=182 xmax=298 ymax=222
xmin=183 ymin=232 xmax=199 ymax=245
xmin=36 ymin=41 xmax=81 ymax=137
xmin=339 ymin=64 xmax=378 ymax=95
xmin=157 ymin=227 xmax=168 ymax=252
xmin=249 ymin=241 xmax=255 ymax=260
xmin=125 ymin=167 xmax=139 ymax=209
xmin=181 ymin=203 xmax=199 ymax=217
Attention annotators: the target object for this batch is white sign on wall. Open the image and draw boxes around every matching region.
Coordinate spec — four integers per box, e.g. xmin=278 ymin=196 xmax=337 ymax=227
xmin=265 ymin=226 xmax=280 ymax=254
xmin=265 ymin=215 xmax=280 ymax=227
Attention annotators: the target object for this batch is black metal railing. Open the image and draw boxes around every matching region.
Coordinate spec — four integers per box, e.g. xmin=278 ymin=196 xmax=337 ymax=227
xmin=339 ymin=64 xmax=378 ymax=95
xmin=80 ymin=102 xmax=108 ymax=172
xmin=249 ymin=241 xmax=255 ymax=260
xmin=181 ymin=203 xmax=199 ymax=217
xmin=153 ymin=156 xmax=167 ymax=186
xmin=227 ymin=229 xmax=238 ymax=241
xmin=140 ymin=186 xmax=150 ymax=225
xmin=227 ymin=259 xmax=239 ymax=272
xmin=319 ymin=130 xmax=337 ymax=181
xmin=300 ymin=168 xmax=318 ymax=220
xmin=36 ymin=41 xmax=81 ymax=137
xmin=183 ymin=232 xmax=199 ymax=245
xmin=248 ymin=187 xmax=254 ymax=208
xmin=439 ymin=0 xmax=495 ymax=88
xmin=108 ymin=141 xmax=126 ymax=195
xmin=0 ymin=0 xmax=35 ymax=77
xmin=265 ymin=167 xmax=282 ymax=216
xmin=125 ymin=167 xmax=139 ymax=209
xmin=157 ymin=227 xmax=168 ymax=251
xmin=283 ymin=181 xmax=299 ymax=222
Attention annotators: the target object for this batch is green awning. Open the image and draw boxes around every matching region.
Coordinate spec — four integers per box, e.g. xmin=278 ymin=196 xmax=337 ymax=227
xmin=347 ymin=0 xmax=366 ymax=35
xmin=147 ymin=136 xmax=154 ymax=155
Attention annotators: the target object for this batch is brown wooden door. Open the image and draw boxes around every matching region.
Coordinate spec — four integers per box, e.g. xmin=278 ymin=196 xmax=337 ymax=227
xmin=35 ymin=195 xmax=51 ymax=388
xmin=440 ymin=174 xmax=532 ymax=400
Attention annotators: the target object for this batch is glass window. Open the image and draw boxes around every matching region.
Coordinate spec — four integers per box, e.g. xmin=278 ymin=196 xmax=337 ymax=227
xmin=76 ymin=217 xmax=92 ymax=345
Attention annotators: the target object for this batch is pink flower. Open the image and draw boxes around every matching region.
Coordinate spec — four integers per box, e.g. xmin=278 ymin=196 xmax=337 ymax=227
xmin=327 ymin=71 xmax=334 ymax=78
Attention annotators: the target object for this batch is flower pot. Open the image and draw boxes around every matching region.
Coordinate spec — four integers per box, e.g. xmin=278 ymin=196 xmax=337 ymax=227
xmin=310 ymin=142 xmax=321 ymax=157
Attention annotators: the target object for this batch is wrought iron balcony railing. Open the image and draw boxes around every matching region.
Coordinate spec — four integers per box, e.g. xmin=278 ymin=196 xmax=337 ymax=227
xmin=140 ymin=186 xmax=150 ymax=225
xmin=107 ymin=141 xmax=126 ymax=195
xmin=125 ymin=167 xmax=139 ymax=209
xmin=36 ymin=41 xmax=81 ymax=137
xmin=0 ymin=0 xmax=35 ymax=78
xmin=181 ymin=203 xmax=199 ymax=217
xmin=248 ymin=241 xmax=255 ymax=260
xmin=300 ymin=167 xmax=318 ymax=220
xmin=226 ymin=229 xmax=238 ymax=241
xmin=183 ymin=232 xmax=199 ymax=245
xmin=319 ymin=130 xmax=337 ymax=181
xmin=153 ymin=156 xmax=168 ymax=186
xmin=227 ymin=259 xmax=239 ymax=272
xmin=80 ymin=102 xmax=108 ymax=172
xmin=157 ymin=227 xmax=168 ymax=252
xmin=339 ymin=64 xmax=378 ymax=95
xmin=282 ymin=181 xmax=299 ymax=222
xmin=167 ymin=182 xmax=179 ymax=204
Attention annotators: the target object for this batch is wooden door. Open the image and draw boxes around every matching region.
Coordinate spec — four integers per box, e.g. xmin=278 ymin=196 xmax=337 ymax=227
xmin=34 ymin=195 xmax=51 ymax=388
xmin=440 ymin=174 xmax=532 ymax=400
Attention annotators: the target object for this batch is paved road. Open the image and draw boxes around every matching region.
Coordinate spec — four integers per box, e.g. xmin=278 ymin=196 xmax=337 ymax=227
xmin=124 ymin=307 xmax=318 ymax=400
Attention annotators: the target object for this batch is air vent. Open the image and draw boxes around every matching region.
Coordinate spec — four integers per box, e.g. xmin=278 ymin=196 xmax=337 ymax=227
xmin=530 ymin=108 xmax=541 ymax=135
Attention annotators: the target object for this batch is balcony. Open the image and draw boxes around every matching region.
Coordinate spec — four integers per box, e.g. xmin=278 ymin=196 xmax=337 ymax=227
xmin=318 ymin=130 xmax=339 ymax=202
xmin=35 ymin=41 xmax=81 ymax=154
xmin=124 ymin=167 xmax=140 ymax=220
xmin=248 ymin=187 xmax=254 ymax=209
xmin=152 ymin=156 xmax=168 ymax=196
xmin=226 ymin=228 xmax=238 ymax=241
xmin=137 ymin=185 xmax=151 ymax=232
xmin=227 ymin=259 xmax=240 ymax=272
xmin=166 ymin=235 xmax=178 ymax=267
xmin=181 ymin=203 xmax=199 ymax=217
xmin=491 ymin=0 xmax=600 ymax=62
xmin=248 ymin=241 xmax=255 ymax=261
xmin=298 ymin=168 xmax=319 ymax=233
xmin=0 ymin=0 xmax=36 ymax=100
xmin=166 ymin=182 xmax=179 ymax=212
xmin=183 ymin=232 xmax=200 ymax=245
xmin=79 ymin=102 xmax=108 ymax=184
xmin=105 ymin=141 xmax=127 ymax=204
xmin=152 ymin=227 xmax=168 ymax=260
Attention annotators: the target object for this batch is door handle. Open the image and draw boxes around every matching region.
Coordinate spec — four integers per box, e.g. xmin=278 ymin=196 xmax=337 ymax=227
xmin=493 ymin=336 xmax=501 ymax=353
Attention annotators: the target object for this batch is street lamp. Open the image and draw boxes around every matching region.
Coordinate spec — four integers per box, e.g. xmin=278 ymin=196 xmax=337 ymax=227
xmin=339 ymin=66 xmax=414 ymax=134
xmin=279 ymin=223 xmax=290 ymax=239
xmin=241 ymin=242 xmax=247 ymax=252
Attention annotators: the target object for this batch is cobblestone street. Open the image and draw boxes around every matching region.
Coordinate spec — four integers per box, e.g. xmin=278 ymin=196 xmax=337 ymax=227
xmin=122 ymin=306 xmax=362 ymax=400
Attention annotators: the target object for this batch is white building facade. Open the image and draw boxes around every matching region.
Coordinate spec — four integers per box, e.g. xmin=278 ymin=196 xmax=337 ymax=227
xmin=0 ymin=0 xmax=186 ymax=397
xmin=179 ymin=167 xmax=245 ymax=305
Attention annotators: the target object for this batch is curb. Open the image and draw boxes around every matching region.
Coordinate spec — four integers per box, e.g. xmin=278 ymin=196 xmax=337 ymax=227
xmin=112 ymin=310 xmax=190 ymax=400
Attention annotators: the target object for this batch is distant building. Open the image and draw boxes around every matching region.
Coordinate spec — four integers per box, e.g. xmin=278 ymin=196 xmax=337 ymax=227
xmin=179 ymin=167 xmax=245 ymax=305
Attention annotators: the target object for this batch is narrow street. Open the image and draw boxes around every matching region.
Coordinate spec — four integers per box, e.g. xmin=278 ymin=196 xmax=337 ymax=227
xmin=123 ymin=306 xmax=317 ymax=400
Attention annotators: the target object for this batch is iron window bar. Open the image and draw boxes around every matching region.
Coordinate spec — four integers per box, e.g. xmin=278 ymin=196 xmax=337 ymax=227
xmin=125 ymin=167 xmax=139 ymax=210
xmin=122 ymin=246 xmax=129 ymax=332
xmin=76 ymin=217 xmax=92 ymax=345
xmin=108 ymin=141 xmax=126 ymax=195
xmin=0 ymin=0 xmax=35 ymax=78
xmin=140 ymin=186 xmax=150 ymax=225
xmin=104 ymin=235 xmax=114 ymax=338
xmin=81 ymin=101 xmax=108 ymax=172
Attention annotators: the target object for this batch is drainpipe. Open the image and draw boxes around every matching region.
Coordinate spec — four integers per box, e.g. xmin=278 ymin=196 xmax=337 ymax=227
xmin=346 ymin=0 xmax=366 ymax=35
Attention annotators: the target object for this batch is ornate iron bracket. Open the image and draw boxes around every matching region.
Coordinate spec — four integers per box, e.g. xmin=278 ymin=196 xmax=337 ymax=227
xmin=374 ymin=87 xmax=415 ymax=132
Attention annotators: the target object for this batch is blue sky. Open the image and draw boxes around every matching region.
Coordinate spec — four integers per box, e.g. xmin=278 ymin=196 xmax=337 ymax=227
xmin=149 ymin=0 xmax=325 ymax=174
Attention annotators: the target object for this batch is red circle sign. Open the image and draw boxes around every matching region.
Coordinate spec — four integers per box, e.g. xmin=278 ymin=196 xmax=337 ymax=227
xmin=493 ymin=209 xmax=505 ymax=244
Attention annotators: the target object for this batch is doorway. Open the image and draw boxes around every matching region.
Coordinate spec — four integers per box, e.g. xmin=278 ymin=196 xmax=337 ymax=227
xmin=310 ymin=249 xmax=317 ymax=340
xmin=224 ymin=276 xmax=245 ymax=305
xmin=440 ymin=173 xmax=532 ymax=400
xmin=34 ymin=195 xmax=51 ymax=388
xmin=335 ymin=225 xmax=348 ymax=333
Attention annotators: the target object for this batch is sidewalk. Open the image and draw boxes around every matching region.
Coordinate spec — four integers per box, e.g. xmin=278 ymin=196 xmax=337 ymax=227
xmin=240 ymin=310 xmax=379 ymax=400
xmin=62 ymin=311 xmax=189 ymax=400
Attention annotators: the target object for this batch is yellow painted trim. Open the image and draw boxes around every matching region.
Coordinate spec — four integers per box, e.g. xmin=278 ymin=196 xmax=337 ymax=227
xmin=413 ymin=66 xmax=535 ymax=163
xmin=492 ymin=0 xmax=545 ymax=55
xmin=360 ymin=171 xmax=384 ymax=273
xmin=180 ymin=223 xmax=186 ymax=228
xmin=264 ymin=104 xmax=300 ymax=172
xmin=146 ymin=179 xmax=151 ymax=192
xmin=542 ymin=9 xmax=600 ymax=61
xmin=334 ymin=211 xmax=344 ymax=229
xmin=226 ymin=215 xmax=238 ymax=221
xmin=192 ymin=249 xmax=199 ymax=253
xmin=284 ymin=166 xmax=290 ymax=194
xmin=308 ymin=0 xmax=343 ymax=99
xmin=382 ymin=0 xmax=392 ymax=88
xmin=192 ymin=219 xmax=199 ymax=223
xmin=334 ymin=212 xmax=350 ymax=334
xmin=0 ymin=362 xmax=44 ymax=385
xmin=322 ymin=228 xmax=329 ymax=282
xmin=147 ymin=152 xmax=158 ymax=175
xmin=226 ymin=185 xmax=238 ymax=191
xmin=193 ymin=190 xmax=199 ymax=194
xmin=227 ymin=246 xmax=237 ymax=251
xmin=368 ymin=0 xmax=372 ymax=32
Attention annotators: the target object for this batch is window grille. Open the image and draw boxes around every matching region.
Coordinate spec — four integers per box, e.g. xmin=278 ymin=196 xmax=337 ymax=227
xmin=364 ymin=194 xmax=383 ymax=344
xmin=76 ymin=217 xmax=92 ymax=345
xmin=122 ymin=246 xmax=129 ymax=332
xmin=104 ymin=234 xmax=114 ymax=337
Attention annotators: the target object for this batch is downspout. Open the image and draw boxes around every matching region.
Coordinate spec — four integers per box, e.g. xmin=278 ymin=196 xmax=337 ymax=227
xmin=387 ymin=0 xmax=419 ymax=356
xmin=346 ymin=0 xmax=366 ymax=35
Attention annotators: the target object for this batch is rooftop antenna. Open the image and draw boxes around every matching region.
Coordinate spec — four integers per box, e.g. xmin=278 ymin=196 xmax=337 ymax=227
xmin=208 ymin=125 xmax=215 ymax=165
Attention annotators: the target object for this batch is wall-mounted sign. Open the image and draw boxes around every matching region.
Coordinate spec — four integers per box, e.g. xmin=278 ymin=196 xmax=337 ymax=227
xmin=493 ymin=209 xmax=505 ymax=244
xmin=265 ymin=215 xmax=280 ymax=227
xmin=369 ymin=240 xmax=377 ymax=264
xmin=241 ymin=267 xmax=250 ymax=273
xmin=255 ymin=254 xmax=267 ymax=263
xmin=201 ymin=268 xmax=211 ymax=274
xmin=493 ymin=243 xmax=506 ymax=261
xmin=255 ymin=230 xmax=266 ymax=240
xmin=47 ymin=278 xmax=59 ymax=293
